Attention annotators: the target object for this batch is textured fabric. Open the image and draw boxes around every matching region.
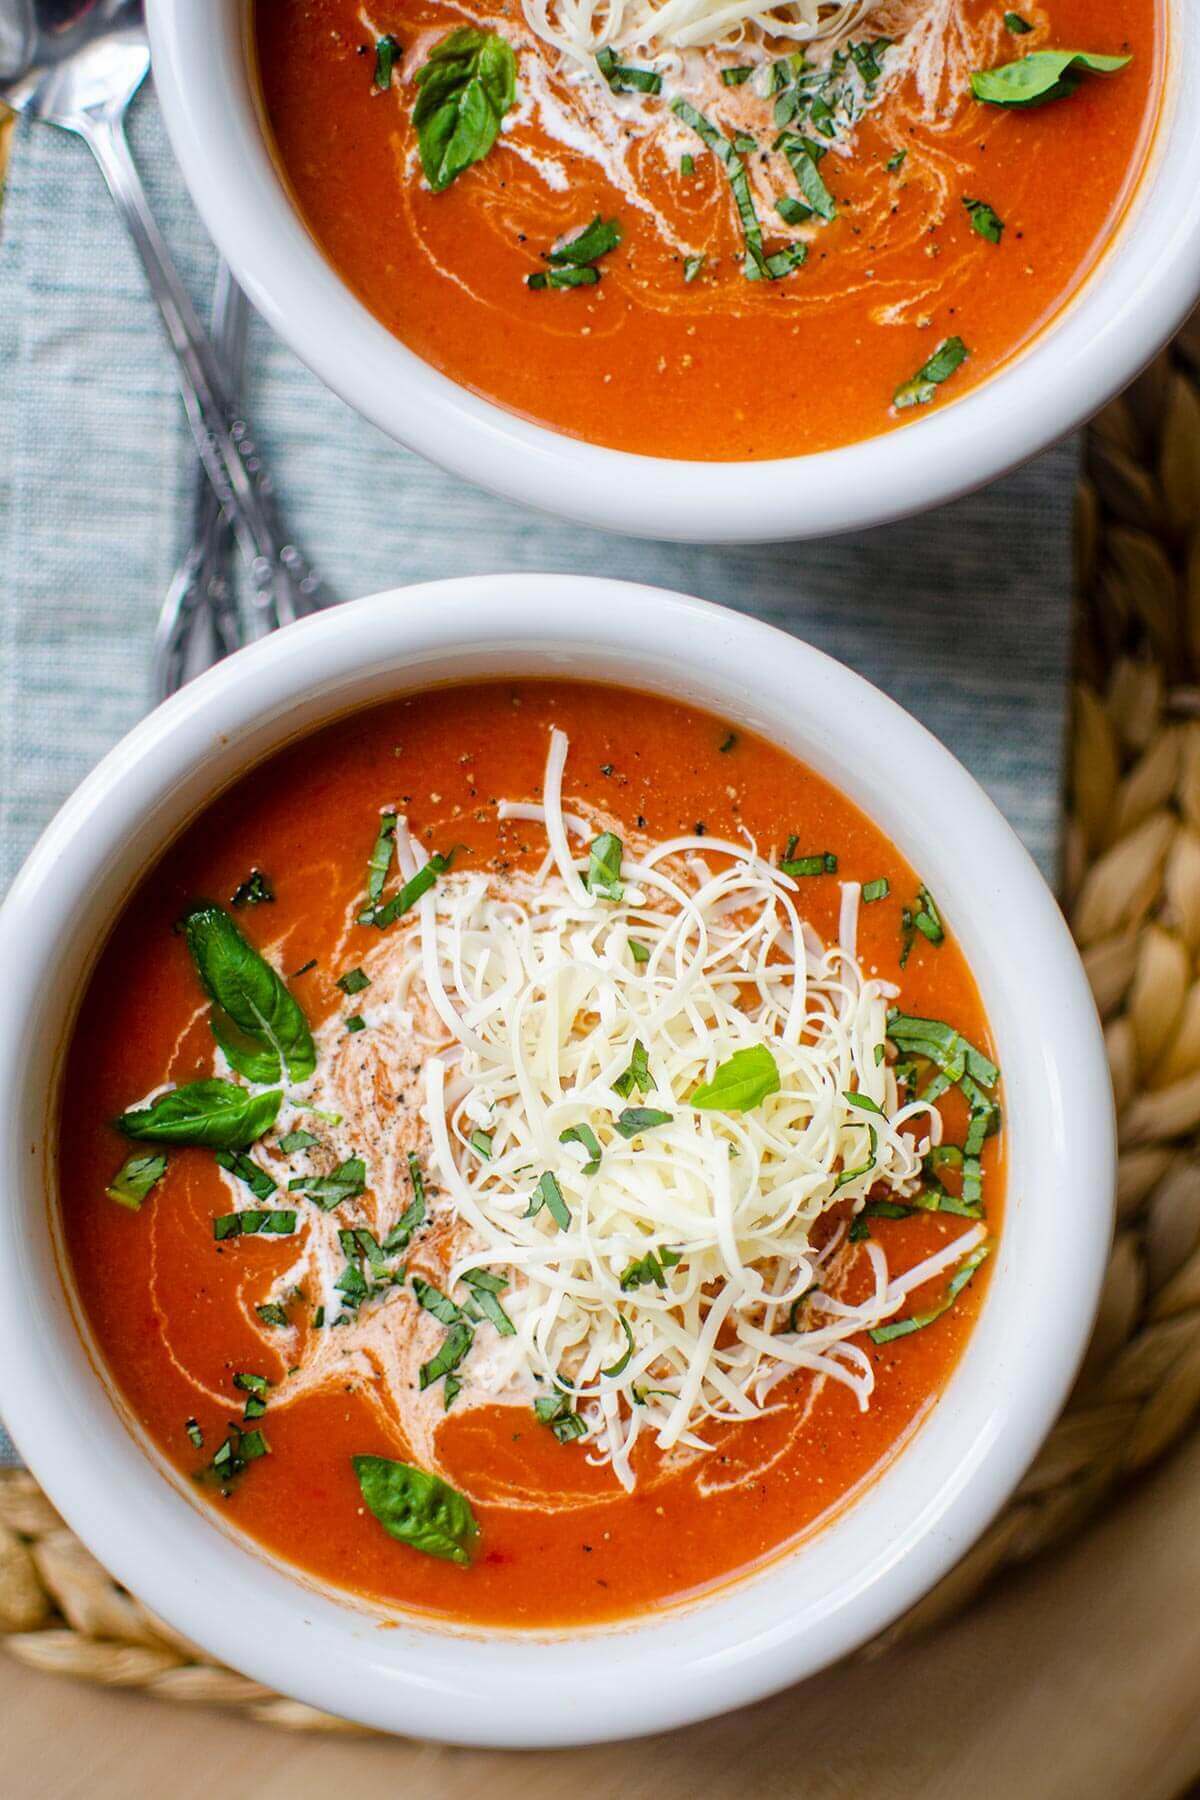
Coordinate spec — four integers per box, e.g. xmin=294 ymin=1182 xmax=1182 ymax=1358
xmin=0 ymin=91 xmax=1077 ymax=1463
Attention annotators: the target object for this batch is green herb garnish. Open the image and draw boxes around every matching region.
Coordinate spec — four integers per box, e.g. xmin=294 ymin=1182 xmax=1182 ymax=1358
xmin=469 ymin=1129 xmax=493 ymax=1158
xmin=373 ymin=33 xmax=400 ymax=91
xmin=182 ymin=902 xmax=316 ymax=1085
xmin=600 ymin=1314 xmax=636 ymax=1378
xmin=615 ymin=1106 xmax=672 ymax=1138
xmin=964 ymin=196 xmax=1004 ymax=243
xmin=116 ymin=1079 xmax=281 ymax=1150
xmin=721 ymin=65 xmax=753 ymax=86
xmin=559 ymin=1121 xmax=602 ymax=1174
xmin=289 ymin=1155 xmax=367 ymax=1211
xmin=534 ymin=1392 xmax=588 ymax=1442
xmin=525 ymin=1170 xmax=571 ymax=1229
xmin=886 ymin=147 xmax=907 ymax=171
xmin=255 ymin=1301 xmax=290 ymax=1328
xmin=278 ymin=1129 xmax=319 ymax=1153
xmin=869 ymin=1243 xmax=991 ymax=1343
xmin=336 ymin=968 xmax=371 ymax=996
xmin=419 ymin=1321 xmax=474 ymax=1390
xmin=781 ymin=849 xmax=838 ymax=877
xmin=620 ymin=1246 xmax=681 ymax=1290
xmin=596 ymin=45 xmax=661 ymax=94
xmin=352 ymin=1454 xmax=478 ymax=1564
xmin=367 ymin=853 xmax=453 ymax=928
xmin=776 ymin=133 xmax=837 ymax=221
xmin=672 ymin=99 xmax=780 ymax=283
xmin=971 ymin=49 xmax=1130 ymax=107
xmin=691 ymin=1044 xmax=780 ymax=1114
xmin=461 ymin=1268 xmax=516 ymax=1336
xmin=862 ymin=878 xmax=889 ymax=902
xmin=1004 ymin=11 xmax=1032 ymax=32
xmin=105 ymin=1152 xmax=167 ymax=1210
xmin=585 ymin=830 xmax=624 ymax=899
xmin=894 ymin=336 xmax=969 ymax=409
xmin=613 ymin=1037 xmax=652 ymax=1099
xmin=230 ymin=869 xmax=274 ymax=908
xmin=684 ymin=254 xmax=705 ymax=283
xmin=215 ymin=1149 xmax=277 ymax=1202
xmin=212 ymin=1209 xmax=297 ymax=1241
xmin=413 ymin=28 xmax=516 ymax=191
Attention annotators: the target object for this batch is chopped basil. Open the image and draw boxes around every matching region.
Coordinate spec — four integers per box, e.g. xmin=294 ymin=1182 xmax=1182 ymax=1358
xmin=413 ymin=28 xmax=516 ymax=191
xmin=719 ymin=732 xmax=738 ymax=753
xmin=105 ymin=1152 xmax=167 ymax=1210
xmin=116 ymin=1079 xmax=281 ymax=1151
xmin=681 ymin=152 xmax=695 ymax=176
xmin=336 ymin=967 xmax=371 ymax=996
xmin=732 ymin=131 xmax=758 ymax=154
xmin=672 ymin=100 xmax=780 ymax=283
xmin=230 ymin=868 xmax=274 ymax=908
xmin=204 ymin=1423 xmax=268 ymax=1489
xmin=691 ymin=1045 xmax=780 ymax=1114
xmin=615 ymin=1106 xmax=672 ymax=1138
xmin=596 ymin=45 xmax=661 ymax=95
xmin=185 ymin=1417 xmax=204 ymax=1449
xmin=255 ymin=1301 xmax=290 ymax=1328
xmin=528 ymin=266 xmax=599 ymax=291
xmin=869 ymin=1243 xmax=991 ymax=1343
xmin=781 ymin=850 xmax=837 ymax=877
xmin=862 ymin=877 xmax=889 ymax=902
xmin=776 ymin=195 xmax=809 ymax=225
xmin=233 ymin=1371 xmax=269 ymax=1396
xmin=964 ymin=196 xmax=1004 ymax=243
xmin=549 ymin=216 xmax=622 ymax=266
xmin=215 ymin=1149 xmax=277 ymax=1202
xmin=620 ymin=1246 xmax=681 ymax=1290
xmin=352 ymin=1454 xmax=478 ymax=1564
xmin=444 ymin=1376 xmax=462 ymax=1409
xmin=843 ymin=1090 xmax=883 ymax=1115
xmin=212 ymin=1208 xmax=296 ymax=1240
xmin=345 ymin=1014 xmax=367 ymax=1035
xmin=684 ymin=254 xmax=705 ymax=283
xmin=971 ymin=49 xmax=1130 ymax=108
xmin=600 ymin=1314 xmax=636 ymax=1378
xmin=894 ymin=336 xmax=969 ymax=409
xmin=525 ymin=1170 xmax=571 ymax=1229
xmin=585 ymin=830 xmax=624 ymax=899
xmin=289 ymin=1155 xmax=367 ymax=1211
xmin=412 ymin=1275 xmax=465 ymax=1325
xmin=721 ymin=65 xmax=753 ymax=86
xmin=461 ymin=1268 xmax=515 ymax=1336
xmin=614 ymin=1037 xmax=652 ymax=1099
xmin=367 ymin=853 xmax=452 ymax=928
xmin=886 ymin=147 xmax=907 ymax=171
xmin=776 ymin=133 xmax=837 ymax=221
xmin=373 ymin=33 xmax=400 ymax=91
xmin=419 ymin=1321 xmax=474 ymax=1389
xmin=559 ymin=1121 xmax=602 ymax=1174
xmin=534 ymin=1392 xmax=587 ymax=1443
xmin=278 ymin=1129 xmax=319 ymax=1153
xmin=469 ymin=1128 xmax=493 ymax=1158
xmin=913 ymin=886 xmax=944 ymax=945
xmin=363 ymin=813 xmax=396 ymax=913
xmin=1004 ymin=11 xmax=1032 ymax=32
xmin=629 ymin=937 xmax=650 ymax=964
xmin=383 ymin=1152 xmax=427 ymax=1250
xmin=182 ymin=902 xmax=316 ymax=1086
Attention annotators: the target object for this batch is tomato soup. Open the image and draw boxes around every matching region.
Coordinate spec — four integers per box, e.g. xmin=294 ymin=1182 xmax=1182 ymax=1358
xmin=253 ymin=0 xmax=1161 ymax=460
xmin=59 ymin=683 xmax=1002 ymax=1627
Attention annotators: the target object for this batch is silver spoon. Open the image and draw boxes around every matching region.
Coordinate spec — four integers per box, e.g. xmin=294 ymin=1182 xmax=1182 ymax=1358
xmin=152 ymin=263 xmax=246 ymax=701
xmin=0 ymin=0 xmax=330 ymax=639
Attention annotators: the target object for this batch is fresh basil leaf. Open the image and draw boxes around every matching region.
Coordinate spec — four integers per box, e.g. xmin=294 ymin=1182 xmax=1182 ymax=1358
xmin=278 ymin=1129 xmax=319 ymax=1152
xmin=534 ymin=1392 xmax=587 ymax=1442
xmin=596 ymin=46 xmax=661 ymax=94
xmin=548 ymin=215 xmax=623 ymax=267
xmin=559 ymin=1121 xmax=602 ymax=1174
xmin=964 ymin=196 xmax=1004 ymax=243
xmin=586 ymin=831 xmax=624 ymax=900
xmin=777 ymin=133 xmax=837 ymax=220
xmin=615 ymin=1106 xmax=673 ymax=1138
xmin=613 ymin=1038 xmax=652 ymax=1099
xmin=182 ymin=903 xmax=316 ymax=1085
xmin=461 ymin=1268 xmax=515 ymax=1336
xmin=419 ymin=1321 xmax=474 ymax=1390
xmin=971 ymin=49 xmax=1130 ymax=108
xmin=412 ymin=1275 xmax=466 ymax=1326
xmin=230 ymin=869 xmax=274 ymax=908
xmin=352 ymin=1454 xmax=478 ymax=1565
xmin=527 ymin=266 xmax=600 ymax=291
xmin=373 ymin=32 xmax=400 ymax=91
xmin=105 ymin=1152 xmax=167 ymax=1210
xmin=894 ymin=335 xmax=969 ymax=409
xmin=116 ymin=1080 xmax=281 ymax=1150
xmin=869 ymin=1243 xmax=991 ymax=1342
xmin=690 ymin=1044 xmax=780 ymax=1113
xmin=413 ymin=27 xmax=516 ymax=192
xmin=215 ymin=1149 xmax=277 ymax=1202
xmin=524 ymin=1170 xmax=571 ymax=1229
xmin=600 ymin=1314 xmax=635 ymax=1377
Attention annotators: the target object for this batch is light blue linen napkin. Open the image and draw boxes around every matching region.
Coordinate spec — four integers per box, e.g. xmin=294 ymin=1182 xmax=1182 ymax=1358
xmin=0 ymin=90 xmax=1077 ymax=1464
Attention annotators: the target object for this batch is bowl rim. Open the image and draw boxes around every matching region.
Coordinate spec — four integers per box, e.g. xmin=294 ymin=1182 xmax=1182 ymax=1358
xmin=0 ymin=575 xmax=1114 ymax=1745
xmin=144 ymin=0 xmax=1199 ymax=544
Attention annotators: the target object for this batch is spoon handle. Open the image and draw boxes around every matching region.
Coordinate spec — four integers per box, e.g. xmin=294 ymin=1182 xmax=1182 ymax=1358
xmin=151 ymin=264 xmax=246 ymax=702
xmin=76 ymin=108 xmax=328 ymax=633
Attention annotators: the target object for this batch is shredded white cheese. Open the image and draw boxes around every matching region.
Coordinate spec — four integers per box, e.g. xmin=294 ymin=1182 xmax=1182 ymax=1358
xmin=523 ymin=0 xmax=874 ymax=65
xmin=395 ymin=728 xmax=983 ymax=1490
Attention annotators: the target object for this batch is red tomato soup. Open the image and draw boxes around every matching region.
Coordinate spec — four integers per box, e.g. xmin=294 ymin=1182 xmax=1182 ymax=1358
xmin=253 ymin=0 xmax=1161 ymax=460
xmin=59 ymin=683 xmax=1002 ymax=1628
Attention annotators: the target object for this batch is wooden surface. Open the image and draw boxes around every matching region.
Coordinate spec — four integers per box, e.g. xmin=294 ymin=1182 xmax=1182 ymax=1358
xmin=4 ymin=1429 xmax=1200 ymax=1798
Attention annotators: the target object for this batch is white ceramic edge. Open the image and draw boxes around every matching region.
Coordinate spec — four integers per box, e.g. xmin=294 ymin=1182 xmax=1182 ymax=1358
xmin=144 ymin=2 xmax=1198 ymax=544
xmin=0 ymin=577 xmax=1114 ymax=1745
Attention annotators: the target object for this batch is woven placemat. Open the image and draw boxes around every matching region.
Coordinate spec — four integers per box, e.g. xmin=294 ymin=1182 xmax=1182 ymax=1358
xmin=0 ymin=152 xmax=1196 ymax=1720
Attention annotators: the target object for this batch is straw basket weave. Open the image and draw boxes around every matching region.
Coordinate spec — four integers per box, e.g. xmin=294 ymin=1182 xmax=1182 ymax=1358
xmin=1 ymin=92 xmax=1198 ymax=1715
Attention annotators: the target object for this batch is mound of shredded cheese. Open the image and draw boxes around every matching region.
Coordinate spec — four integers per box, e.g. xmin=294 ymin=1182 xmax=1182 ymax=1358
xmin=522 ymin=0 xmax=875 ymax=65
xmin=383 ymin=727 xmax=984 ymax=1490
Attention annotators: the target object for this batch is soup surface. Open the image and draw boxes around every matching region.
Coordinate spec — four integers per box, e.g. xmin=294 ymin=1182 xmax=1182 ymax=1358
xmin=255 ymin=0 xmax=1160 ymax=460
xmin=60 ymin=683 xmax=1002 ymax=1627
